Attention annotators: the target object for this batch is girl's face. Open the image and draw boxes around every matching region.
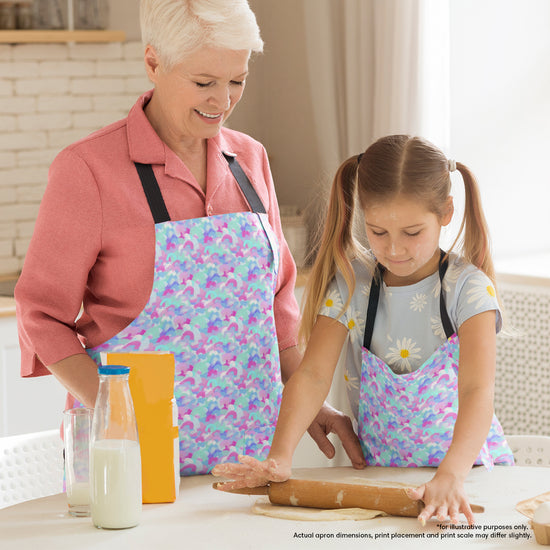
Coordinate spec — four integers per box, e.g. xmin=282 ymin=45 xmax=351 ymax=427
xmin=364 ymin=195 xmax=453 ymax=286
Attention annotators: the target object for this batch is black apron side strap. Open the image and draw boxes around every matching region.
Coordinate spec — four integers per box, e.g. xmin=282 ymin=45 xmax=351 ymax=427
xmin=438 ymin=250 xmax=455 ymax=338
xmin=134 ymin=162 xmax=171 ymax=223
xmin=363 ymin=264 xmax=383 ymax=351
xmin=222 ymin=153 xmax=266 ymax=214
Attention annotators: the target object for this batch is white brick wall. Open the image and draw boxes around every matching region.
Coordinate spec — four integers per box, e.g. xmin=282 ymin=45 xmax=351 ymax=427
xmin=0 ymin=41 xmax=150 ymax=276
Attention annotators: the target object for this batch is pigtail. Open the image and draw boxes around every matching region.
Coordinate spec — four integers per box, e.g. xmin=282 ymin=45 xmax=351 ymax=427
xmin=451 ymin=162 xmax=496 ymax=286
xmin=298 ymin=156 xmax=361 ymax=347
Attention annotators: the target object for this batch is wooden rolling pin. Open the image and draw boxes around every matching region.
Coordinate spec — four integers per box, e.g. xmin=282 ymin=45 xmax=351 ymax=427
xmin=213 ymin=479 xmax=485 ymax=518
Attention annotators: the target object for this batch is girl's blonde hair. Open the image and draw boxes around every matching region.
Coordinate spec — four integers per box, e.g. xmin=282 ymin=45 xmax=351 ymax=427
xmin=140 ymin=0 xmax=263 ymax=70
xmin=300 ymin=135 xmax=496 ymax=345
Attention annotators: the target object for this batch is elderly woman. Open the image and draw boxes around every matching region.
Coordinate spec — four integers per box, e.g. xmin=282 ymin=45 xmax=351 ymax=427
xmin=15 ymin=0 xmax=363 ymax=475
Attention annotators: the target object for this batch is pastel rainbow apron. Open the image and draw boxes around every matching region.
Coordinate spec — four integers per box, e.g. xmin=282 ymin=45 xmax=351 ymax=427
xmin=357 ymin=251 xmax=514 ymax=468
xmin=84 ymin=154 xmax=282 ymax=475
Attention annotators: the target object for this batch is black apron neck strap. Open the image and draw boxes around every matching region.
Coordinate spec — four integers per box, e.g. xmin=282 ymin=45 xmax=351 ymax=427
xmin=222 ymin=153 xmax=266 ymax=214
xmin=362 ymin=263 xmax=384 ymax=351
xmin=362 ymin=249 xmax=454 ymax=351
xmin=134 ymin=154 xmax=266 ymax=224
xmin=438 ymin=250 xmax=455 ymax=339
xmin=134 ymin=162 xmax=171 ymax=224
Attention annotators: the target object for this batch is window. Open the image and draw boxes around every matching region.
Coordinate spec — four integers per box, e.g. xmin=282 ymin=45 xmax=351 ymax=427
xmin=449 ymin=0 xmax=550 ymax=276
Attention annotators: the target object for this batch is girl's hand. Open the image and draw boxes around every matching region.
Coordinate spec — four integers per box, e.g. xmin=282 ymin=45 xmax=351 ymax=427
xmin=406 ymin=470 xmax=475 ymax=526
xmin=211 ymin=455 xmax=291 ymax=491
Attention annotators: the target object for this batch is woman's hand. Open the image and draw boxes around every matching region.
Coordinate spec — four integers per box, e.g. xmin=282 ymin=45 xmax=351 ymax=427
xmin=307 ymin=402 xmax=366 ymax=469
xmin=211 ymin=455 xmax=291 ymax=491
xmin=406 ymin=470 xmax=475 ymax=526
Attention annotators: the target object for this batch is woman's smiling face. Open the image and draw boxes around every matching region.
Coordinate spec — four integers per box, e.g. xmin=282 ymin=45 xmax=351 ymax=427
xmin=364 ymin=194 xmax=453 ymax=286
xmin=144 ymin=45 xmax=250 ymax=143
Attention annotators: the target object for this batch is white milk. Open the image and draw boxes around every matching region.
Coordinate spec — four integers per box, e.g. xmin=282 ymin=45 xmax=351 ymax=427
xmin=91 ymin=439 xmax=142 ymax=529
xmin=67 ymin=481 xmax=90 ymax=506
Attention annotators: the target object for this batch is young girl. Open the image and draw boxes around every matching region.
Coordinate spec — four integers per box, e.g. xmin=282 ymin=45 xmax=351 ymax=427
xmin=213 ymin=135 xmax=514 ymax=525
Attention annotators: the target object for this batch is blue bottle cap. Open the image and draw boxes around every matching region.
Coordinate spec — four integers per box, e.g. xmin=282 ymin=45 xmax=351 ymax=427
xmin=98 ymin=365 xmax=130 ymax=375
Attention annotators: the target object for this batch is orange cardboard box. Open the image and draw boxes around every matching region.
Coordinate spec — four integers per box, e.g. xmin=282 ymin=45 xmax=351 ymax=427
xmin=103 ymin=352 xmax=179 ymax=503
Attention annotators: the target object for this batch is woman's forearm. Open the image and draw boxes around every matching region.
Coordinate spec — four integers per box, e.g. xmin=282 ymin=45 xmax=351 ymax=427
xmin=279 ymin=345 xmax=302 ymax=384
xmin=46 ymin=353 xmax=99 ymax=408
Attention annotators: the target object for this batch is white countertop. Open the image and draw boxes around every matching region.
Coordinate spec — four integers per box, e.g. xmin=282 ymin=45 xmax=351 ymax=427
xmin=0 ymin=466 xmax=546 ymax=550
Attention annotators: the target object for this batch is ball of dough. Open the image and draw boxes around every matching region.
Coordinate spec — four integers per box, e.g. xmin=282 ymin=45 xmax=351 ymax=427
xmin=534 ymin=501 xmax=550 ymax=525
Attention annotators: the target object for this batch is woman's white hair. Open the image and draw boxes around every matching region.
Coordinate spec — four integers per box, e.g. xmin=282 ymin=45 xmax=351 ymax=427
xmin=140 ymin=0 xmax=263 ymax=69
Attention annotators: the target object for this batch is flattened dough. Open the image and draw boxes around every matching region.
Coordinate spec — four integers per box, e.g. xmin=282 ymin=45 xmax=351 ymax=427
xmin=251 ymin=498 xmax=386 ymax=522
xmin=517 ymin=491 xmax=550 ymax=519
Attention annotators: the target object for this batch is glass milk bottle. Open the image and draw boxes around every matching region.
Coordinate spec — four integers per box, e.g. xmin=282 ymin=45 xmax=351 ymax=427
xmin=90 ymin=365 xmax=142 ymax=529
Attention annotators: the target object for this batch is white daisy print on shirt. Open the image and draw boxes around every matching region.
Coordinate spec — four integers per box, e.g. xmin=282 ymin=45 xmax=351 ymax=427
xmin=431 ymin=316 xmax=446 ymax=339
xmin=432 ymin=257 xmax=461 ymax=298
xmin=385 ymin=337 xmax=422 ymax=373
xmin=346 ymin=310 xmax=365 ymax=344
xmin=443 ymin=259 xmax=462 ymax=291
xmin=432 ymin=277 xmax=442 ymax=299
xmin=360 ymin=281 xmax=372 ymax=299
xmin=321 ymin=289 xmax=343 ymax=312
xmin=344 ymin=369 xmax=360 ymax=391
xmin=466 ymin=277 xmax=497 ymax=309
xmin=410 ymin=293 xmax=428 ymax=312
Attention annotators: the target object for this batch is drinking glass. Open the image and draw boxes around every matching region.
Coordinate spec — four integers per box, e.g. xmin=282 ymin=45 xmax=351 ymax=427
xmin=63 ymin=407 xmax=93 ymax=517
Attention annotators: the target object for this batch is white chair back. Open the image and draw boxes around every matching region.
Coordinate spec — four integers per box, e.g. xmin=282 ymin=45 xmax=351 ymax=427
xmin=0 ymin=429 xmax=63 ymax=509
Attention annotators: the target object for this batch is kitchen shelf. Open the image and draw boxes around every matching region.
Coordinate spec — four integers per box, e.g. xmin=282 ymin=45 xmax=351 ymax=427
xmin=0 ymin=30 xmax=126 ymax=43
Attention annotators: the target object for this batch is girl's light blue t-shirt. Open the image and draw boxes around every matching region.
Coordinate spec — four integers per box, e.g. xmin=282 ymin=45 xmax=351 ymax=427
xmin=318 ymin=252 xmax=502 ymax=418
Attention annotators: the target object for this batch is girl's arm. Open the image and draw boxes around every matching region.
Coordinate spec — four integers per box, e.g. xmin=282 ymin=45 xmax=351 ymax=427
xmin=279 ymin=346 xmax=365 ymax=468
xmin=408 ymin=310 xmax=497 ymax=525
xmin=212 ymin=315 xmax=349 ymax=488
